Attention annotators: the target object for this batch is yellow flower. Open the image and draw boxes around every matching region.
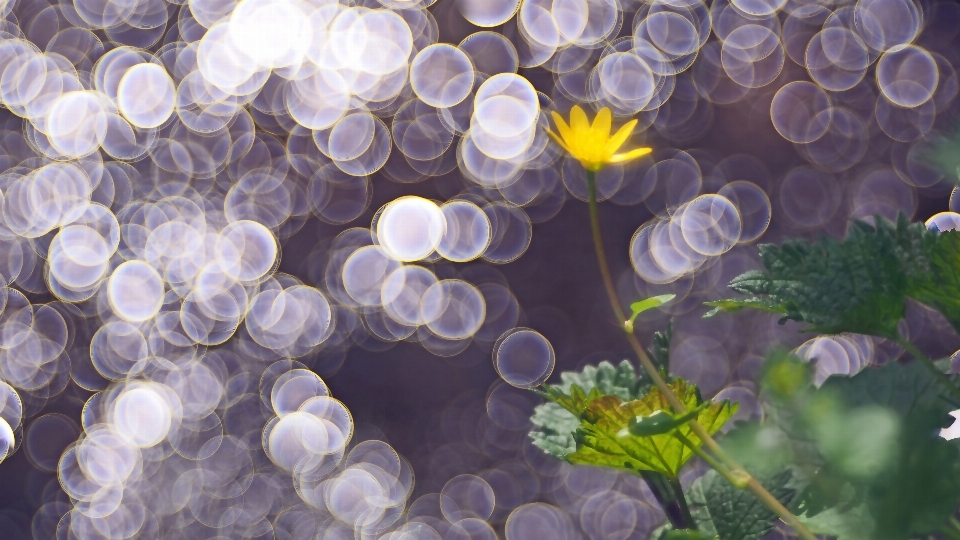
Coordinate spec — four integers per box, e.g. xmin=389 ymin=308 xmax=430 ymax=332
xmin=546 ymin=106 xmax=652 ymax=172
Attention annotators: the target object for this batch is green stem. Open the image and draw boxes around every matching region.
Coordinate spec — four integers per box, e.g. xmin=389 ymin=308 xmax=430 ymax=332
xmin=669 ymin=475 xmax=698 ymax=531
xmin=640 ymin=470 xmax=696 ymax=531
xmin=675 ymin=432 xmax=748 ymax=489
xmin=894 ymin=336 xmax=960 ymax=402
xmin=585 ymin=170 xmax=818 ymax=540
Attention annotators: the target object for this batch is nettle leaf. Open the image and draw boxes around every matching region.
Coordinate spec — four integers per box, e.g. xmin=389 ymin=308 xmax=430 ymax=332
xmin=909 ymin=229 xmax=960 ymax=334
xmin=529 ymin=402 xmax=581 ymax=459
xmin=688 ymin=469 xmax=796 ymax=540
xmin=530 ymin=360 xmax=649 ymax=459
xmin=747 ymin=355 xmax=960 ymax=540
xmin=549 ymin=360 xmax=649 ymax=401
xmin=704 ymin=214 xmax=934 ymax=339
xmin=569 ymin=379 xmax=737 ymax=477
xmin=821 ymin=359 xmax=959 ymax=428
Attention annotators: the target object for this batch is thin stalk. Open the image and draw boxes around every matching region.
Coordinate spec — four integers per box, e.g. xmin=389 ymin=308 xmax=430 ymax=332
xmin=640 ymin=470 xmax=695 ymax=530
xmin=675 ymin=432 xmax=748 ymax=489
xmin=585 ymin=171 xmax=818 ymax=540
xmin=669 ymin=476 xmax=697 ymax=531
xmin=894 ymin=336 xmax=960 ymax=402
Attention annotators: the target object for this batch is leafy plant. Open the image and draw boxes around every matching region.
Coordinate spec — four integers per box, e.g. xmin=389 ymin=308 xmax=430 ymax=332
xmin=719 ymin=352 xmax=960 ymax=540
xmin=548 ymin=103 xmax=960 ymax=540
xmin=530 ymin=360 xmax=648 ymax=459
xmin=704 ymin=213 xmax=944 ymax=338
xmin=705 ymin=213 xmax=960 ymax=401
xmin=566 ymin=380 xmax=735 ymax=477
xmin=688 ymin=468 xmax=797 ymax=540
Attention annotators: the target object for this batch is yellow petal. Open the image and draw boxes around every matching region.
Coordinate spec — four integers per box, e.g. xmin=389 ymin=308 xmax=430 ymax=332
xmin=551 ymin=111 xmax=573 ymax=145
xmin=591 ymin=107 xmax=612 ymax=139
xmin=605 ymin=119 xmax=639 ymax=155
xmin=609 ymin=147 xmax=653 ymax=164
xmin=546 ymin=128 xmax=575 ymax=155
xmin=569 ymin=105 xmax=589 ymax=133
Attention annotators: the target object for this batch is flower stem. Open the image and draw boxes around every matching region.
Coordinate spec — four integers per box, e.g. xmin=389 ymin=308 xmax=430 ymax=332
xmin=585 ymin=171 xmax=818 ymax=540
xmin=669 ymin=475 xmax=697 ymax=531
xmin=640 ymin=470 xmax=696 ymax=530
xmin=675 ymin=432 xmax=748 ymax=489
xmin=894 ymin=335 xmax=960 ymax=402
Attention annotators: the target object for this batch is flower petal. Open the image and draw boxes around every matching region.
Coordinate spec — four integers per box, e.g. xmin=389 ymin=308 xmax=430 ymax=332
xmin=609 ymin=147 xmax=653 ymax=164
xmin=551 ymin=111 xmax=573 ymax=145
xmin=546 ymin=128 xmax=575 ymax=155
xmin=591 ymin=107 xmax=612 ymax=139
xmin=570 ymin=105 xmax=589 ymax=133
xmin=605 ymin=119 xmax=638 ymax=155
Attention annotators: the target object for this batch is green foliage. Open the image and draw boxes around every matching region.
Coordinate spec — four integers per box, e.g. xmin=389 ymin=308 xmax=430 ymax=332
xmin=704 ymin=214 xmax=960 ymax=338
xmin=627 ymin=294 xmax=676 ymax=331
xmin=909 ymin=229 xmax=960 ymax=335
xmin=567 ymin=379 xmax=737 ymax=477
xmin=720 ymin=353 xmax=960 ymax=540
xmin=530 ymin=360 xmax=648 ymax=459
xmin=688 ymin=469 xmax=796 ymax=540
xmin=649 ymin=322 xmax=673 ymax=370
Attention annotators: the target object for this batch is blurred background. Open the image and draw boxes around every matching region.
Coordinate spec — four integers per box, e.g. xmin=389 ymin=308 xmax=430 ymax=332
xmin=1 ymin=0 xmax=960 ymax=538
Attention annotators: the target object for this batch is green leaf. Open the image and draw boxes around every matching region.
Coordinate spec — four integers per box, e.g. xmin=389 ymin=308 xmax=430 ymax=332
xmin=627 ymin=294 xmax=676 ymax=331
xmin=530 ymin=360 xmax=649 ymax=459
xmin=867 ymin=433 xmax=960 ymax=539
xmin=820 ymin=359 xmax=959 ymax=429
xmin=705 ymin=214 xmax=933 ymax=339
xmin=688 ymin=469 xmax=796 ymax=540
xmin=747 ymin=354 xmax=960 ymax=540
xmin=529 ymin=401 xmax=580 ymax=459
xmin=795 ymin=484 xmax=874 ymax=540
xmin=568 ymin=379 xmax=737 ymax=477
xmin=909 ymin=229 xmax=960 ymax=335
xmin=547 ymin=359 xmax=649 ymax=402
xmin=703 ymin=297 xmax=789 ymax=318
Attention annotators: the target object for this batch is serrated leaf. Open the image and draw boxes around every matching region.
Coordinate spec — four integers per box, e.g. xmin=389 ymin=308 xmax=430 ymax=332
xmin=820 ymin=359 xmax=959 ymax=430
xmin=705 ymin=214 xmax=933 ymax=339
xmin=529 ymin=402 xmax=580 ymax=459
xmin=530 ymin=360 xmax=650 ymax=460
xmin=550 ymin=360 xmax=650 ymax=401
xmin=689 ymin=469 xmax=796 ymax=540
xmin=568 ymin=379 xmax=737 ymax=477
xmin=909 ymin=229 xmax=960 ymax=335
